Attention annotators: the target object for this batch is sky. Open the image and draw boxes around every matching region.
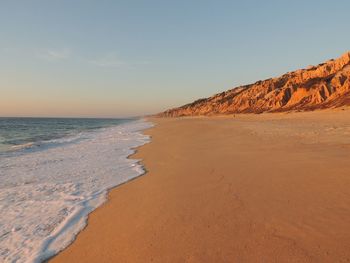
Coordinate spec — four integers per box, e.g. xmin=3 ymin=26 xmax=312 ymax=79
xmin=1 ymin=0 xmax=350 ymax=118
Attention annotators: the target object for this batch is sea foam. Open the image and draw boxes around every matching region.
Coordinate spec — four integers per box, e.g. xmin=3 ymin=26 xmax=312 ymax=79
xmin=0 ymin=119 xmax=152 ymax=263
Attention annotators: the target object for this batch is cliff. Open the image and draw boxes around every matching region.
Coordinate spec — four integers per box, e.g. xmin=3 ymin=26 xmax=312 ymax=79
xmin=159 ymin=52 xmax=350 ymax=117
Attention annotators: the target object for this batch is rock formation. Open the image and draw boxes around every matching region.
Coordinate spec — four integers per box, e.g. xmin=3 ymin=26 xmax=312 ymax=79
xmin=159 ymin=51 xmax=350 ymax=117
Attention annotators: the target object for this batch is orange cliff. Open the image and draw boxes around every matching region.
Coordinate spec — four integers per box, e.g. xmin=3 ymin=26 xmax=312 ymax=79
xmin=159 ymin=52 xmax=350 ymax=117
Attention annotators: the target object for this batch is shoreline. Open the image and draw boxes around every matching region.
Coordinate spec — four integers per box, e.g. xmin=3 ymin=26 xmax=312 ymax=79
xmin=0 ymin=119 xmax=152 ymax=263
xmin=47 ymin=122 xmax=155 ymax=263
xmin=42 ymin=119 xmax=154 ymax=262
xmin=51 ymin=110 xmax=350 ymax=262
xmin=44 ymin=119 xmax=154 ymax=262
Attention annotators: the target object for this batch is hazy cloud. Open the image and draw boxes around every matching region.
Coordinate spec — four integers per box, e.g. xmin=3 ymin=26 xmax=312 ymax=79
xmin=88 ymin=53 xmax=125 ymax=68
xmin=38 ymin=48 xmax=71 ymax=61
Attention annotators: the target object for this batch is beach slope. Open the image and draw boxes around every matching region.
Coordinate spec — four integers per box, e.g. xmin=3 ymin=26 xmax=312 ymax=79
xmin=52 ymin=110 xmax=350 ymax=262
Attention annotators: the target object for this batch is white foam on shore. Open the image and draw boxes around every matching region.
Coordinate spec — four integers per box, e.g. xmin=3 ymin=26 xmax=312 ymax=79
xmin=0 ymin=119 xmax=153 ymax=263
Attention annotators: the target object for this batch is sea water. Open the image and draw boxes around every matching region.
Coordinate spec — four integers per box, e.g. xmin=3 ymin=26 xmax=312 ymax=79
xmin=0 ymin=118 xmax=152 ymax=262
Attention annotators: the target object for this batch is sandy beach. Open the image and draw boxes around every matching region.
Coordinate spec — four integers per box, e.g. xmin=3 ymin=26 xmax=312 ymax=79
xmin=51 ymin=109 xmax=350 ymax=262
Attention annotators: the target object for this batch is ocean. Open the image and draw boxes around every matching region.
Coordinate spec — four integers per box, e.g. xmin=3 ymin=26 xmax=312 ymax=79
xmin=0 ymin=118 xmax=152 ymax=263
xmin=0 ymin=118 xmax=133 ymax=154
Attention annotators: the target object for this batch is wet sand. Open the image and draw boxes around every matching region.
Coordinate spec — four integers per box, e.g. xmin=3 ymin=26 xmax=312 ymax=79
xmin=51 ymin=110 xmax=350 ymax=262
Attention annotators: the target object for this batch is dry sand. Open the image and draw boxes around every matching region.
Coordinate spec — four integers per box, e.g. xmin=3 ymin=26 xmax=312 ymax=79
xmin=51 ymin=109 xmax=350 ymax=262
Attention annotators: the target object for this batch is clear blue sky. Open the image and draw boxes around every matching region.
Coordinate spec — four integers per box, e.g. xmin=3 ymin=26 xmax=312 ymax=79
xmin=1 ymin=0 xmax=349 ymax=117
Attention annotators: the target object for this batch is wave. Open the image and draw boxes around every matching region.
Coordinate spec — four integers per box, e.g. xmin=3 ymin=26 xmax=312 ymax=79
xmin=10 ymin=142 xmax=36 ymax=151
xmin=4 ymin=132 xmax=91 ymax=157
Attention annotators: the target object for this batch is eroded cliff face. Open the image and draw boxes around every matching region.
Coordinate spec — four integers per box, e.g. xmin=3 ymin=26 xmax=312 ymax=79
xmin=159 ymin=52 xmax=350 ymax=117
